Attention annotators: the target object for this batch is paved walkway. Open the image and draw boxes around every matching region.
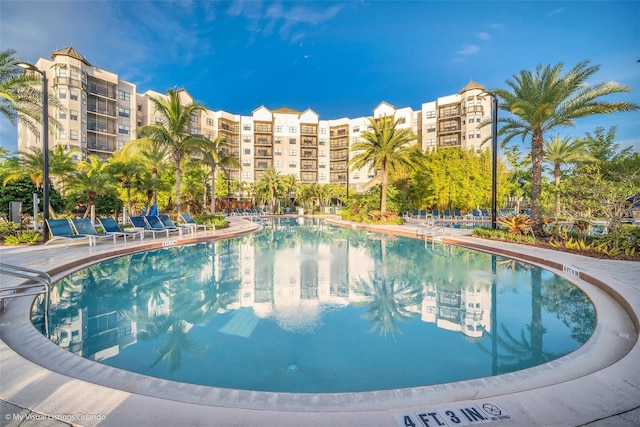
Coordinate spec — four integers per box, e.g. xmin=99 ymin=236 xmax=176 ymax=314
xmin=0 ymin=216 xmax=638 ymax=427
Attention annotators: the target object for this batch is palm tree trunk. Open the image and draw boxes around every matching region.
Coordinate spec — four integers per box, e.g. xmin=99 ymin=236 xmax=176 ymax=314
xmin=380 ymin=163 xmax=388 ymax=215
xmin=210 ymin=169 xmax=216 ymax=214
xmin=554 ymin=164 xmax=561 ymax=217
xmin=174 ymin=154 xmax=182 ymax=215
xmin=531 ymin=130 xmax=545 ymax=235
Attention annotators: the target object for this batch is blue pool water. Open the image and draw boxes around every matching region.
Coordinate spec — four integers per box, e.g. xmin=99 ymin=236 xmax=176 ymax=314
xmin=32 ymin=218 xmax=595 ymax=393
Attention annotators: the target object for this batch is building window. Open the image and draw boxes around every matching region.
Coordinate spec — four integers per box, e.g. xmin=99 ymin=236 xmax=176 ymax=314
xmin=59 ymin=110 xmax=66 ymax=119
xmin=59 ymin=88 xmax=67 ymax=99
xmin=319 ymin=162 xmax=326 ymax=168
xmin=275 ymin=161 xmax=282 ymax=168
xmin=275 ymin=138 xmax=281 ymax=144
xmin=469 ymin=132 xmax=474 ymax=139
xmin=426 ymin=111 xmax=436 ymax=119
xmin=244 ymin=148 xmax=251 ymax=155
xmin=319 ymin=173 xmax=326 ymax=180
xmin=289 ymin=161 xmax=297 ymax=167
xmin=319 ymin=128 xmax=326 ymax=134
xmin=319 ymin=150 xmax=325 ymax=157
xmin=352 ymin=126 xmax=360 ymax=132
xmin=275 ymin=149 xmax=282 ymax=156
xmin=70 ymin=110 xmax=78 ymax=121
xmin=427 ymin=125 xmax=436 ymax=133
xmin=58 ymin=67 xmax=67 ymax=78
xmin=243 ymin=160 xmax=251 ymax=166
xmin=137 ymin=104 xmax=142 ymax=112
xmin=118 ymin=90 xmax=130 ymax=101
xmin=206 ymin=118 xmax=214 ymax=126
xmin=476 ymin=132 xmax=481 ymax=138
xmin=398 ymin=117 xmax=406 ymax=124
xmin=319 ymin=139 xmax=326 ymax=145
xmin=243 ymin=172 xmax=251 ymax=179
xmin=191 ymin=114 xmax=198 ymax=122
xmin=70 ymin=89 xmax=79 ymax=101
xmin=243 ymin=136 xmax=251 ymax=143
xmin=426 ymin=139 xmax=436 ymax=146
xmin=468 ymin=116 xmax=474 ymax=123
xmin=59 ymin=129 xmax=66 ymax=139
xmin=70 ymin=68 xmax=79 ymax=81
xmin=70 ymin=130 xmax=78 ymax=140
xmin=275 ymin=125 xmax=282 ymax=132
xmin=191 ymin=127 xmax=197 ymax=135
xmin=243 ymin=124 xmax=251 ymax=131
xmin=289 ymin=150 xmax=297 ymax=156
xmin=118 ymin=107 xmax=130 ymax=118
xmin=289 ymin=138 xmax=296 ymax=144
xmin=119 ymin=125 xmax=130 ymax=135
xmin=289 ymin=126 xmax=297 ymax=133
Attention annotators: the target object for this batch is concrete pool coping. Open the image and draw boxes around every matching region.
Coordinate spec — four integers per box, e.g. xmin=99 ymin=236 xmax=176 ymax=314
xmin=1 ymin=216 xmax=639 ymax=426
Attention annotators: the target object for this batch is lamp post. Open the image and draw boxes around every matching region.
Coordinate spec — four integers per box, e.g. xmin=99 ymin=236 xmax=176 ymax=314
xmin=490 ymin=93 xmax=498 ymax=230
xmin=17 ymin=62 xmax=49 ymax=241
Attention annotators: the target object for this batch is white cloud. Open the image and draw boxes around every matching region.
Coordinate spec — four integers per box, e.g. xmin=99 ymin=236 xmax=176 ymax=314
xmin=476 ymin=32 xmax=491 ymax=41
xmin=457 ymin=45 xmax=480 ymax=56
xmin=547 ymin=8 xmax=565 ymax=16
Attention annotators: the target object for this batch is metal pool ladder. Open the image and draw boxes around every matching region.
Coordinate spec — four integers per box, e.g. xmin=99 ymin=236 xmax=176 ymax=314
xmin=0 ymin=262 xmax=51 ymax=299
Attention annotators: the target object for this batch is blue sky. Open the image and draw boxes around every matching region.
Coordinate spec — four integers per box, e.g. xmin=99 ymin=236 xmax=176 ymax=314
xmin=1 ymin=0 xmax=639 ymax=154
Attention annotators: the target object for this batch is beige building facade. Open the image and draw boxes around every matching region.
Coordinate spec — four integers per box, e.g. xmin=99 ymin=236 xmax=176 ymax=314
xmin=18 ymin=47 xmax=493 ymax=190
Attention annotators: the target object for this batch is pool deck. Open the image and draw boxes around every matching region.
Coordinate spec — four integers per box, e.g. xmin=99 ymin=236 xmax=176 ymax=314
xmin=1 ymin=216 xmax=638 ymax=427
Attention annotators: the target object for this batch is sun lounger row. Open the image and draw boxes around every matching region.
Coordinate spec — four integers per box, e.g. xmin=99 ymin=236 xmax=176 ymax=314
xmin=227 ymin=208 xmax=268 ymax=216
xmin=45 ymin=214 xmax=214 ymax=247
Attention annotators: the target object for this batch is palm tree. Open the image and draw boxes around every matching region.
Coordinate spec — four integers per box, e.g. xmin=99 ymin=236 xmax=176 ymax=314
xmin=256 ymin=168 xmax=284 ymax=213
xmin=0 ymin=49 xmax=62 ymax=136
xmin=49 ymin=145 xmax=77 ymax=196
xmin=282 ymin=174 xmax=298 ymax=208
xmin=107 ymin=152 xmax=145 ymax=214
xmin=489 ymin=60 xmax=639 ymax=235
xmin=137 ymin=88 xmax=208 ymax=215
xmin=68 ymin=155 xmax=116 ymax=214
xmin=544 ymin=136 xmax=592 ymax=216
xmin=348 ymin=115 xmax=418 ymax=215
xmin=195 ymin=136 xmax=240 ymax=213
xmin=2 ymin=147 xmax=46 ymax=188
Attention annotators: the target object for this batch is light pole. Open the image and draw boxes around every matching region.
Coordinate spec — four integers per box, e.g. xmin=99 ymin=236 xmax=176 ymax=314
xmin=17 ymin=62 xmax=49 ymax=241
xmin=490 ymin=93 xmax=498 ymax=230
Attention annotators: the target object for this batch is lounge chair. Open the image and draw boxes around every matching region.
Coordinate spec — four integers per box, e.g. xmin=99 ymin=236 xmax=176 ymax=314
xmin=98 ymin=217 xmax=142 ymax=242
xmin=419 ymin=210 xmax=427 ymax=219
xmin=71 ymin=218 xmax=117 ymax=245
xmin=129 ymin=216 xmax=169 ymax=239
xmin=180 ymin=213 xmax=216 ymax=233
xmin=432 ymin=209 xmax=440 ymax=219
xmin=454 ymin=209 xmax=463 ymax=220
xmin=45 ymin=218 xmax=92 ymax=248
xmin=146 ymin=215 xmax=182 ymax=236
xmin=158 ymin=214 xmax=193 ymax=236
xmin=443 ymin=210 xmax=452 ymax=219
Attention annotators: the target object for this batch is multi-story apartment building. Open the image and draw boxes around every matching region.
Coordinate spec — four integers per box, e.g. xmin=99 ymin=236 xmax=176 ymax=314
xmin=18 ymin=47 xmax=493 ymax=191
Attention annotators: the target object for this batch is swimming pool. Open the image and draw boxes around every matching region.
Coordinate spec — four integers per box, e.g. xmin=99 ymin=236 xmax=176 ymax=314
xmin=32 ymin=217 xmax=595 ymax=393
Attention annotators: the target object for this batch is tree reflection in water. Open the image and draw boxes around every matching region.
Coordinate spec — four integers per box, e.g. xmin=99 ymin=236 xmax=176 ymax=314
xmin=32 ymin=218 xmax=595 ymax=391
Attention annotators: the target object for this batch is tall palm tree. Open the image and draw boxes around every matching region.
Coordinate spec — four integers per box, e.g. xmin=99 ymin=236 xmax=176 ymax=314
xmin=490 ymin=60 xmax=638 ymax=235
xmin=256 ymin=168 xmax=284 ymax=213
xmin=49 ymin=145 xmax=77 ymax=196
xmin=195 ymin=136 xmax=240 ymax=213
xmin=349 ymin=115 xmax=418 ymax=215
xmin=137 ymin=88 xmax=208 ymax=215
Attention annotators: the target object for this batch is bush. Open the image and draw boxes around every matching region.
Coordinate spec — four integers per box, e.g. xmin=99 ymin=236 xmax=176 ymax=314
xmin=194 ymin=214 xmax=228 ymax=229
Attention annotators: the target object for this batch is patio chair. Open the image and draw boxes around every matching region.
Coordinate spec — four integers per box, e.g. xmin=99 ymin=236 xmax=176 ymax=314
xmin=443 ymin=210 xmax=452 ymax=219
xmin=45 ymin=218 xmax=92 ymax=248
xmin=98 ymin=217 xmax=142 ymax=242
xmin=158 ymin=214 xmax=193 ymax=236
xmin=454 ymin=209 xmax=463 ymax=220
xmin=71 ymin=218 xmax=117 ymax=246
xmin=180 ymin=213 xmax=216 ymax=233
xmin=129 ymin=215 xmax=169 ymax=239
xmin=146 ymin=215 xmax=182 ymax=236
xmin=432 ymin=209 xmax=441 ymax=219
